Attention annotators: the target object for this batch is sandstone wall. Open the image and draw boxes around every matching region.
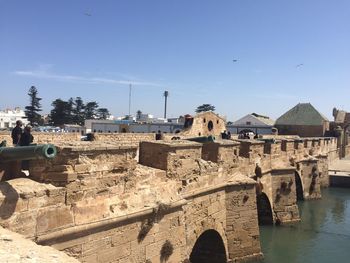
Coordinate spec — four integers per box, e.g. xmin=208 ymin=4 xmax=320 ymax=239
xmin=0 ymin=132 xmax=155 ymax=147
xmin=270 ymin=169 xmax=299 ymax=224
xmin=258 ymin=168 xmax=300 ymax=225
xmin=201 ymin=141 xmax=240 ymax=172
xmin=0 ymin=134 xmax=346 ymax=262
xmin=181 ymin=111 xmax=226 ymax=137
xmin=94 ymin=133 xmax=155 ymax=146
xmin=225 ymin=184 xmax=262 ymax=261
xmin=0 ymin=179 xmax=68 ymax=238
xmin=42 ymin=204 xmax=186 ymax=263
xmin=139 ymin=141 xmax=202 ymax=180
xmin=296 ymin=159 xmax=321 ymax=200
xmin=317 ymin=155 xmax=329 ymax=187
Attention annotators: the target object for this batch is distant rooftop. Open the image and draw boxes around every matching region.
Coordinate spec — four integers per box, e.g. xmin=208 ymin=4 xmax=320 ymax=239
xmin=251 ymin=113 xmax=275 ymax=126
xmin=232 ymin=113 xmax=274 ymax=127
xmin=276 ymin=103 xmax=328 ymax=126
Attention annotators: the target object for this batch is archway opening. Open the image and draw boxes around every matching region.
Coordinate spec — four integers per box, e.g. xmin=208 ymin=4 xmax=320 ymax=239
xmin=189 ymin=230 xmax=227 ymax=263
xmin=208 ymin=120 xmax=214 ymax=131
xmin=295 ymin=171 xmax=304 ymax=201
xmin=257 ymin=193 xmax=273 ymax=225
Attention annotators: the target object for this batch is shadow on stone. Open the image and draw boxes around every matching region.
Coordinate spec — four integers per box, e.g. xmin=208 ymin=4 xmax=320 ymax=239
xmin=0 ymin=181 xmax=19 ymax=219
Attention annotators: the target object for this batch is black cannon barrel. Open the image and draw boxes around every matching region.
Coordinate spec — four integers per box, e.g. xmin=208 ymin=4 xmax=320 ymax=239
xmin=186 ymin=135 xmax=215 ymax=143
xmin=0 ymin=144 xmax=57 ymax=162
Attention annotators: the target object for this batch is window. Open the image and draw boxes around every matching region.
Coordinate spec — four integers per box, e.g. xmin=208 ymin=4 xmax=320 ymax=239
xmin=246 ymin=121 xmax=251 ymax=125
xmin=208 ymin=121 xmax=214 ymax=131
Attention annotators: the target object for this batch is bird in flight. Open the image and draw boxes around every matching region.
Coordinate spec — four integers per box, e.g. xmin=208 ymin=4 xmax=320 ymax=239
xmin=296 ymin=63 xmax=304 ymax=68
xmin=232 ymin=59 xmax=238 ymax=62
xmin=84 ymin=12 xmax=92 ymax=16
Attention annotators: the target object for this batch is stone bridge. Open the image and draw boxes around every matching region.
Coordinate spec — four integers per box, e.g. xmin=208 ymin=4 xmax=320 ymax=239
xmin=0 ymin=133 xmax=345 ymax=263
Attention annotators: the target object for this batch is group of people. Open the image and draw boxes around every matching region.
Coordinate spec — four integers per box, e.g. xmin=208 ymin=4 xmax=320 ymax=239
xmin=221 ymin=130 xmax=232 ymax=139
xmin=238 ymin=132 xmax=259 ymax=139
xmin=11 ymin=120 xmax=34 ymax=147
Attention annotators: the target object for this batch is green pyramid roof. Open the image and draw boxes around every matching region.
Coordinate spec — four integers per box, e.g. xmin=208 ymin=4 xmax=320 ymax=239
xmin=275 ymin=103 xmax=328 ymax=126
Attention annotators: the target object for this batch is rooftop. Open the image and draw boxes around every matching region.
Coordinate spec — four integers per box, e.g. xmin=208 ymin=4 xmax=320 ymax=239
xmin=275 ymin=103 xmax=328 ymax=126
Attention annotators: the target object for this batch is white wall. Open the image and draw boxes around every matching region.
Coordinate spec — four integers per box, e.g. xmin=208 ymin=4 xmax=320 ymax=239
xmin=0 ymin=108 xmax=29 ymax=129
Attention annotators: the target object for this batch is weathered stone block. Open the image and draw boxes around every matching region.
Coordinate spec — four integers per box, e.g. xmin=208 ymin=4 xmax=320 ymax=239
xmin=36 ymin=206 xmax=74 ymax=234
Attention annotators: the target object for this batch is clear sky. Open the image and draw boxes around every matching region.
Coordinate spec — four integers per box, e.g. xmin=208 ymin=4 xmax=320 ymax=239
xmin=1 ymin=0 xmax=349 ymax=121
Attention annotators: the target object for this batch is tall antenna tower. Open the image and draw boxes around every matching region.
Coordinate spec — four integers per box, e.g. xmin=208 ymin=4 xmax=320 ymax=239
xmin=128 ymin=84 xmax=132 ymax=117
xmin=163 ymin=90 xmax=169 ymax=119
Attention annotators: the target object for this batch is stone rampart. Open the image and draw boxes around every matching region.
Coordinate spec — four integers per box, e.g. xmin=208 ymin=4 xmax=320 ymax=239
xmin=0 ymin=134 xmax=347 ymax=262
xmin=0 ymin=132 xmax=155 ymax=147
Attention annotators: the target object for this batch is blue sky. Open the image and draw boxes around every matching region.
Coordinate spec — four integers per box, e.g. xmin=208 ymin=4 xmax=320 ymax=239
xmin=1 ymin=0 xmax=349 ymax=121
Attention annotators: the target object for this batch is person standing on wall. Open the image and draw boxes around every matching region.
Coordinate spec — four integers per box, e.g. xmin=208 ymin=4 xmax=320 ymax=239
xmin=11 ymin=120 xmax=23 ymax=146
xmin=19 ymin=125 xmax=34 ymax=176
xmin=19 ymin=125 xmax=34 ymax=146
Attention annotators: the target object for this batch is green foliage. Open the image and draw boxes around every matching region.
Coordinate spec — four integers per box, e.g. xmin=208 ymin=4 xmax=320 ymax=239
xmin=49 ymin=97 xmax=109 ymax=126
xmin=50 ymin=99 xmax=72 ymax=126
xmin=195 ymin=104 xmax=215 ymax=113
xmin=25 ymin=86 xmax=42 ymax=125
xmin=96 ymin=108 xmax=110 ymax=120
xmin=84 ymin=101 xmax=99 ymax=119
xmin=73 ymin=97 xmax=85 ymax=125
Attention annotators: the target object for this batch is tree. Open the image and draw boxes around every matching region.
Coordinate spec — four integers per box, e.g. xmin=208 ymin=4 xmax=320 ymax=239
xmin=195 ymin=104 xmax=215 ymax=113
xmin=50 ymin=99 xmax=72 ymax=126
xmin=84 ymin=101 xmax=99 ymax=119
xmin=73 ymin=97 xmax=85 ymax=125
xmin=66 ymin=97 xmax=75 ymax=124
xmin=97 ymin=108 xmax=110 ymax=120
xmin=25 ymin=86 xmax=42 ymax=125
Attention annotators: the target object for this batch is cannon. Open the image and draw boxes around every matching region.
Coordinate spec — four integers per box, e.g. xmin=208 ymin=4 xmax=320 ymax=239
xmin=257 ymin=138 xmax=277 ymax=144
xmin=186 ymin=135 xmax=215 ymax=143
xmin=0 ymin=144 xmax=57 ymax=162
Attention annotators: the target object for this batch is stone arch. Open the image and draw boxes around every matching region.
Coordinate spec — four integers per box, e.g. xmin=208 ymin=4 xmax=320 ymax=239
xmin=256 ymin=193 xmax=273 ymax=225
xmin=189 ymin=229 xmax=227 ymax=263
xmin=295 ymin=171 xmax=304 ymax=200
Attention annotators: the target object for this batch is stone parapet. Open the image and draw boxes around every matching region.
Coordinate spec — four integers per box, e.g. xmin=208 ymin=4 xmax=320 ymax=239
xmin=201 ymin=141 xmax=240 ymax=171
xmin=139 ymin=140 xmax=202 ymax=180
xmin=29 ymin=143 xmax=138 ymax=186
xmin=0 ymin=178 xmax=68 ymax=238
xmin=296 ymin=158 xmax=321 ymax=200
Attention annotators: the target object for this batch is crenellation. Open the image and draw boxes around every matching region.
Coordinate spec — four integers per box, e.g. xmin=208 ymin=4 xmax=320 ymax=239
xmin=0 ymin=122 xmax=349 ymax=262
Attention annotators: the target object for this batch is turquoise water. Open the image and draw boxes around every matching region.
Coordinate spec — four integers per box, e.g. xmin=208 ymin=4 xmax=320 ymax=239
xmin=257 ymin=188 xmax=350 ymax=263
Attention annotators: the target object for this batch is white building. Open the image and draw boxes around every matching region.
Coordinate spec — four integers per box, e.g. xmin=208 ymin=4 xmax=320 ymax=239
xmin=137 ymin=113 xmax=154 ymax=122
xmin=63 ymin=124 xmax=85 ymax=134
xmin=227 ymin=113 xmax=275 ymax=135
xmin=84 ymin=119 xmax=183 ymax=134
xmin=0 ymin=107 xmax=29 ymax=129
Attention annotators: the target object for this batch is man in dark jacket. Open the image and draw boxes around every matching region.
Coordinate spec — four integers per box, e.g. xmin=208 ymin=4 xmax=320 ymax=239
xmin=19 ymin=125 xmax=34 ymax=175
xmin=11 ymin=120 xmax=23 ymax=146
xmin=19 ymin=125 xmax=34 ymax=146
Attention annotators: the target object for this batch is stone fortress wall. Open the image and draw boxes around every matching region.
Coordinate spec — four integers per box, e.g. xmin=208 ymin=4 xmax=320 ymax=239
xmin=0 ymin=113 xmax=349 ymax=263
